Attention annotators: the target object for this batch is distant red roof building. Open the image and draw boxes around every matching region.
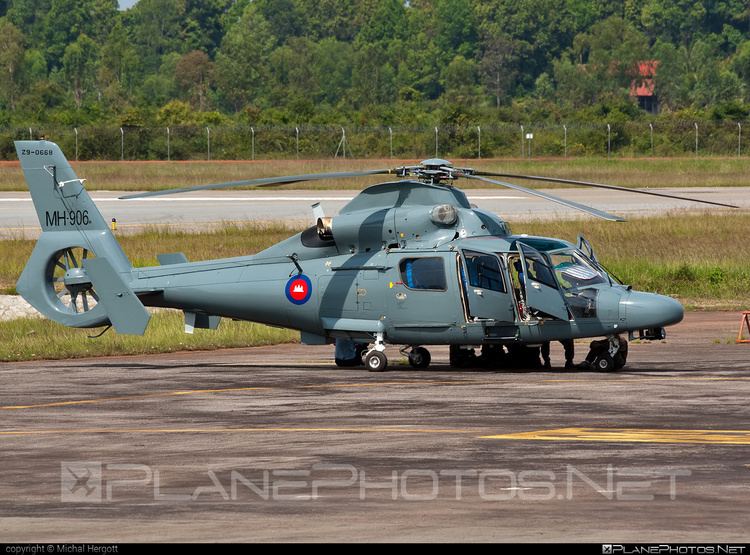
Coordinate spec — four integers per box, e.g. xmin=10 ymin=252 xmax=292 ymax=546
xmin=630 ymin=60 xmax=659 ymax=113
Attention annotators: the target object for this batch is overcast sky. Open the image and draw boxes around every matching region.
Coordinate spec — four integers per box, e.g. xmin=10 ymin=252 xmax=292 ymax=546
xmin=119 ymin=0 xmax=138 ymax=9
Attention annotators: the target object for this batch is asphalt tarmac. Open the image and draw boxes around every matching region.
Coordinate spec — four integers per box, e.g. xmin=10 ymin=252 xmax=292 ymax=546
xmin=1 ymin=187 xmax=748 ymax=237
xmin=1 ymin=311 xmax=749 ymax=542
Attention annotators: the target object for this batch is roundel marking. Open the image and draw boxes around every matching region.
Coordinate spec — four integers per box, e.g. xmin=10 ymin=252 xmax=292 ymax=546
xmin=285 ymin=274 xmax=312 ymax=305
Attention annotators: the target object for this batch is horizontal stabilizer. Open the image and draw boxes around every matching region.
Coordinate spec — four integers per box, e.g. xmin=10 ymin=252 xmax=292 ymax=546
xmin=184 ymin=311 xmax=221 ymax=333
xmin=83 ymin=257 xmax=151 ymax=335
xmin=157 ymin=252 xmax=189 ymax=265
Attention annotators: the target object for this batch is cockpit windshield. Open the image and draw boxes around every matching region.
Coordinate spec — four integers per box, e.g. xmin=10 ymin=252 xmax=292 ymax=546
xmin=547 ymin=250 xmax=608 ymax=290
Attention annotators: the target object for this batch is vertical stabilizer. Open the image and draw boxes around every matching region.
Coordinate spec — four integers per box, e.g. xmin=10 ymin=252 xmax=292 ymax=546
xmin=15 ymin=140 xmax=138 ymax=330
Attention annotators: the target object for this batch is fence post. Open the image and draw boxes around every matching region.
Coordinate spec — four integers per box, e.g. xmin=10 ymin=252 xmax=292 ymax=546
xmin=166 ymin=127 xmax=170 ymax=161
xmin=649 ymin=123 xmax=654 ymax=156
xmin=520 ymin=125 xmax=524 ymax=157
xmin=477 ymin=125 xmax=481 ymax=159
xmin=119 ymin=127 xmax=124 ymax=161
xmin=607 ymin=123 xmax=611 ymax=158
xmin=388 ymin=127 xmax=393 ymax=158
xmin=694 ymin=122 xmax=698 ymax=156
xmin=28 ymin=127 xmax=32 ymax=140
xmin=434 ymin=126 xmax=439 ymax=158
xmin=206 ymin=127 xmax=211 ymax=160
xmin=74 ymin=127 xmax=78 ymax=161
xmin=563 ymin=124 xmax=567 ymax=158
xmin=251 ymin=127 xmax=255 ymax=160
xmin=335 ymin=126 xmax=347 ymax=159
xmin=295 ymin=127 xmax=299 ymax=159
xmin=738 ymin=122 xmax=742 ymax=157
xmin=527 ymin=129 xmax=532 ymax=158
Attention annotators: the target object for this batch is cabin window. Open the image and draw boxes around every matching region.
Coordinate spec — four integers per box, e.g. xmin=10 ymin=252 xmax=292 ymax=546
xmin=462 ymin=250 xmax=506 ymax=293
xmin=399 ymin=257 xmax=447 ymax=291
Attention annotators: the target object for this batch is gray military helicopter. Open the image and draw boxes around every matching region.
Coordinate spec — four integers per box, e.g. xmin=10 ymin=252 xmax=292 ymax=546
xmin=14 ymin=140 xmax=737 ymax=372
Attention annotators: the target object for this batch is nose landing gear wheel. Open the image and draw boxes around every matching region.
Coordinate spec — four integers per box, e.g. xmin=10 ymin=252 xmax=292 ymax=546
xmin=365 ymin=351 xmax=387 ymax=372
xmin=408 ymin=347 xmax=431 ymax=369
xmin=594 ymin=354 xmax=615 ymax=372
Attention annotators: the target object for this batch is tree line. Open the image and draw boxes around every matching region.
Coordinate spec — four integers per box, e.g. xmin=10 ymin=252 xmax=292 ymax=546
xmin=1 ymin=0 xmax=750 ymax=133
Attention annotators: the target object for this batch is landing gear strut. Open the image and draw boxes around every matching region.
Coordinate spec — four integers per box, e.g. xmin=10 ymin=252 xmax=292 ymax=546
xmin=364 ymin=332 xmax=388 ymax=372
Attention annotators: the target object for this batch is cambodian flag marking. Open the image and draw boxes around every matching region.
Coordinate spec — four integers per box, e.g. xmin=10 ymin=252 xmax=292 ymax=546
xmin=286 ymin=274 xmax=312 ymax=305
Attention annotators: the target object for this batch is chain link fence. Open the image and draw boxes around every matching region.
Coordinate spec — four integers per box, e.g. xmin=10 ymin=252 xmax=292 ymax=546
xmin=1 ymin=121 xmax=748 ymax=160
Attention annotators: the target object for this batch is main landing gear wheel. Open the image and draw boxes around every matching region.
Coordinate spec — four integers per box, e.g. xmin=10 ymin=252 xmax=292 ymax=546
xmin=365 ymin=351 xmax=387 ymax=372
xmin=408 ymin=347 xmax=431 ymax=369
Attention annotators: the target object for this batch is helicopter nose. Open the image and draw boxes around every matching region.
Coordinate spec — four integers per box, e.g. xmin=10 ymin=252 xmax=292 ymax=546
xmin=620 ymin=291 xmax=684 ymax=330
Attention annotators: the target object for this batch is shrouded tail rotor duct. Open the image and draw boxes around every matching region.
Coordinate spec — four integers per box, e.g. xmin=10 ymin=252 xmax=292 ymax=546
xmin=47 ymin=246 xmax=101 ymax=316
xmin=16 ymin=240 xmax=110 ymax=329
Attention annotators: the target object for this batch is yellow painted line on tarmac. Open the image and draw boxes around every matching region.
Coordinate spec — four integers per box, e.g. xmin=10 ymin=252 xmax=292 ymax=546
xmin=543 ymin=376 xmax=750 ymax=383
xmin=481 ymin=427 xmax=750 ymax=445
xmin=300 ymin=380 xmax=482 ymax=389
xmin=0 ymin=379 xmax=480 ymax=411
xmin=206 ymin=361 xmax=333 ymax=368
xmin=0 ymin=386 xmax=273 ymax=410
xmin=0 ymin=426 xmax=479 ymax=438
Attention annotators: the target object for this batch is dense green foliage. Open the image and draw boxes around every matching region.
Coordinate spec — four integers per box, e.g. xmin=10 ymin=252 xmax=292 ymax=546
xmin=1 ymin=0 xmax=750 ymax=131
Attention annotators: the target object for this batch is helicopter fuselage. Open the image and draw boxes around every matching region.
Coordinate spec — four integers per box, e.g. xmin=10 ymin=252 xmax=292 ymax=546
xmin=130 ymin=180 xmax=684 ymax=349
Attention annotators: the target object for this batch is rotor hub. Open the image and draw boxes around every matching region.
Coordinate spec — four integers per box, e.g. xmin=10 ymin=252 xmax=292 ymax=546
xmin=49 ymin=247 xmax=99 ymax=315
xmin=63 ymin=267 xmax=91 ymax=287
xmin=394 ymin=159 xmax=473 ymax=184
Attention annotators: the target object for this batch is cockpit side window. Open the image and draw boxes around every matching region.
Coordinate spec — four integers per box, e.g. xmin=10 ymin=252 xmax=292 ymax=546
xmin=462 ymin=250 xmax=506 ymax=293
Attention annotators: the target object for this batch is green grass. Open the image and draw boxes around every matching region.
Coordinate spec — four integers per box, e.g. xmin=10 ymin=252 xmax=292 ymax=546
xmin=2 ymin=156 xmax=750 ymax=191
xmin=0 ymin=312 xmax=298 ymax=362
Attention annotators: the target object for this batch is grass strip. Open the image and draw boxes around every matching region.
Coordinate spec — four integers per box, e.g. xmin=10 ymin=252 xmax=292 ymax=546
xmin=0 ymin=312 xmax=297 ymax=362
xmin=2 ymin=157 xmax=750 ymax=191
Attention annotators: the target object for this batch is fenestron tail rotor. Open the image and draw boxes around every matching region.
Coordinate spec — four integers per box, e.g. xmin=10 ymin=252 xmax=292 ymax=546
xmin=50 ymin=247 xmax=99 ymax=314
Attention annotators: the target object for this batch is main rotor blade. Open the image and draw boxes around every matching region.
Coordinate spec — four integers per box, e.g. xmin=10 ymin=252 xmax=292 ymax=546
xmin=119 ymin=169 xmax=394 ymax=200
xmin=465 ymin=175 xmax=625 ymax=222
xmin=475 ymin=172 xmax=739 ymax=209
